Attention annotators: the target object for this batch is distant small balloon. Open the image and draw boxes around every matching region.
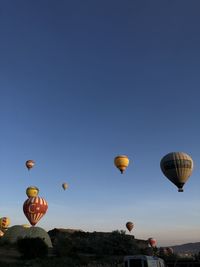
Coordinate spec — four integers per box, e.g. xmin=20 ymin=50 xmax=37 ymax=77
xmin=148 ymin=237 xmax=157 ymax=248
xmin=114 ymin=155 xmax=129 ymax=174
xmin=62 ymin=183 xmax=68 ymax=190
xmin=26 ymin=160 xmax=35 ymax=170
xmin=126 ymin=221 xmax=134 ymax=232
xmin=26 ymin=186 xmax=39 ymax=198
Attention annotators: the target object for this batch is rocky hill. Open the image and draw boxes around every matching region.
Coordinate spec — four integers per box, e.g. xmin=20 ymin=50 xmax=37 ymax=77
xmin=171 ymin=242 xmax=200 ymax=254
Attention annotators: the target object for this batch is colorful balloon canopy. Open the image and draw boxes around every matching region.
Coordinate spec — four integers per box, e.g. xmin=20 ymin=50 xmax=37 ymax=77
xmin=114 ymin=155 xmax=129 ymax=174
xmin=25 ymin=160 xmax=35 ymax=170
xmin=160 ymin=152 xmax=193 ymax=192
xmin=126 ymin=221 xmax=134 ymax=232
xmin=0 ymin=217 xmax=10 ymax=230
xmin=26 ymin=186 xmax=39 ymax=198
xmin=62 ymin=183 xmax=68 ymax=190
xmin=23 ymin=196 xmax=48 ymax=226
xmin=148 ymin=237 xmax=157 ymax=247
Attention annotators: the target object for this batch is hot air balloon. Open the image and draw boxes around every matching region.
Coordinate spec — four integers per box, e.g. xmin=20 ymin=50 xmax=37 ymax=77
xmin=148 ymin=238 xmax=157 ymax=248
xmin=0 ymin=230 xmax=4 ymax=237
xmin=62 ymin=183 xmax=68 ymax=190
xmin=114 ymin=155 xmax=129 ymax=174
xmin=0 ymin=217 xmax=10 ymax=230
xmin=26 ymin=160 xmax=35 ymax=170
xmin=21 ymin=224 xmax=31 ymax=228
xmin=26 ymin=186 xmax=39 ymax=198
xmin=126 ymin=221 xmax=134 ymax=232
xmin=160 ymin=152 xmax=193 ymax=192
xmin=23 ymin=196 xmax=48 ymax=226
xmin=166 ymin=247 xmax=173 ymax=255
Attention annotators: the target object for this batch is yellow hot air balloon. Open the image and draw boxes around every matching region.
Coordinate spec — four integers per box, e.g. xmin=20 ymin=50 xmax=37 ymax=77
xmin=0 ymin=217 xmax=10 ymax=230
xmin=160 ymin=152 xmax=193 ymax=192
xmin=62 ymin=183 xmax=68 ymax=190
xmin=21 ymin=224 xmax=31 ymax=228
xmin=26 ymin=186 xmax=39 ymax=198
xmin=114 ymin=155 xmax=129 ymax=173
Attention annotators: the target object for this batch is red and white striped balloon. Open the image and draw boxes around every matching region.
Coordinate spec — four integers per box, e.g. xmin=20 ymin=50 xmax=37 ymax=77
xmin=23 ymin=196 xmax=48 ymax=226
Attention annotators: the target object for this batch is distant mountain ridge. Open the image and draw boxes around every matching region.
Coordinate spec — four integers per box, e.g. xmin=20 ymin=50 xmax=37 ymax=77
xmin=171 ymin=242 xmax=200 ymax=254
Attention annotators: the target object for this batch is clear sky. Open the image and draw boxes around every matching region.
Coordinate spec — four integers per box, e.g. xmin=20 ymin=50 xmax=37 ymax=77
xmin=0 ymin=0 xmax=200 ymax=247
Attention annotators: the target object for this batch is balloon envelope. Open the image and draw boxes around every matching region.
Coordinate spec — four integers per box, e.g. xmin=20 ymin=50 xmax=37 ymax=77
xmin=62 ymin=183 xmax=68 ymax=190
xmin=0 ymin=230 xmax=4 ymax=237
xmin=23 ymin=196 xmax=48 ymax=226
xmin=26 ymin=186 xmax=39 ymax=198
xmin=114 ymin=155 xmax=129 ymax=173
xmin=160 ymin=152 xmax=193 ymax=192
xmin=0 ymin=217 xmax=10 ymax=230
xmin=126 ymin=221 xmax=134 ymax=232
xmin=26 ymin=160 xmax=35 ymax=170
xmin=148 ymin=238 xmax=157 ymax=247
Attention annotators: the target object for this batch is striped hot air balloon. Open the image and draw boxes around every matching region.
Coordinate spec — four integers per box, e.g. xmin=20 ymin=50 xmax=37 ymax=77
xmin=114 ymin=155 xmax=129 ymax=174
xmin=160 ymin=152 xmax=193 ymax=192
xmin=23 ymin=196 xmax=48 ymax=226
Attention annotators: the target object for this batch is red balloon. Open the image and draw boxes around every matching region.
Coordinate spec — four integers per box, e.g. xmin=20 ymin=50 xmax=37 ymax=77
xmin=148 ymin=238 xmax=157 ymax=247
xmin=23 ymin=196 xmax=48 ymax=226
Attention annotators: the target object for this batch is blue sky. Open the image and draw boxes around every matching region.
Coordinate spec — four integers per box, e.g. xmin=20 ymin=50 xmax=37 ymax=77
xmin=0 ymin=0 xmax=200 ymax=246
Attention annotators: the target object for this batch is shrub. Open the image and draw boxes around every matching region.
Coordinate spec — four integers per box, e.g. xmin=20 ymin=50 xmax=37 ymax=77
xmin=17 ymin=237 xmax=48 ymax=259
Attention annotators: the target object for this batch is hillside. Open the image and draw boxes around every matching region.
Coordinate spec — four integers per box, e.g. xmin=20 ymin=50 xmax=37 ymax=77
xmin=171 ymin=242 xmax=200 ymax=254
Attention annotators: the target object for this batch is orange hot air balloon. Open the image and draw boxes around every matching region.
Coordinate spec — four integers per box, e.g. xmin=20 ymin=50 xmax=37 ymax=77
xmin=148 ymin=237 xmax=157 ymax=247
xmin=114 ymin=155 xmax=129 ymax=174
xmin=26 ymin=160 xmax=35 ymax=170
xmin=126 ymin=221 xmax=134 ymax=232
xmin=23 ymin=196 xmax=48 ymax=226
